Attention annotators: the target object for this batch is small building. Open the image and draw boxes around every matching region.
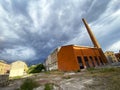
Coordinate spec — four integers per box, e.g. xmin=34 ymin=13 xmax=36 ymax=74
xmin=104 ymin=51 xmax=118 ymax=63
xmin=0 ymin=60 xmax=10 ymax=75
xmin=9 ymin=61 xmax=28 ymax=77
xmin=45 ymin=45 xmax=107 ymax=71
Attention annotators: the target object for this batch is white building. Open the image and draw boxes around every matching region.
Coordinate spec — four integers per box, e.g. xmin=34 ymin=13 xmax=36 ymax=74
xmin=45 ymin=48 xmax=60 ymax=71
xmin=9 ymin=61 xmax=28 ymax=77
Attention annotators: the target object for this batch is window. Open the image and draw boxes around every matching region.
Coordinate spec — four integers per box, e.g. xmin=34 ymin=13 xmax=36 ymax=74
xmin=94 ymin=56 xmax=99 ymax=66
xmin=77 ymin=56 xmax=84 ymax=69
xmin=84 ymin=56 xmax=90 ymax=68
xmin=89 ymin=56 xmax=95 ymax=67
xmin=99 ymin=56 xmax=104 ymax=65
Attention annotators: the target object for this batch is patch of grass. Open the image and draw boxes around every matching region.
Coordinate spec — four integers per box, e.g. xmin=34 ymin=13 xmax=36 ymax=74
xmin=106 ymin=74 xmax=120 ymax=90
xmin=75 ymin=70 xmax=81 ymax=72
xmin=44 ymin=83 xmax=53 ymax=90
xmin=87 ymin=67 xmax=95 ymax=71
xmin=19 ymin=78 xmax=39 ymax=90
xmin=87 ymin=67 xmax=120 ymax=74
xmin=45 ymin=70 xmax=64 ymax=75
xmin=62 ymin=76 xmax=71 ymax=79
xmin=85 ymin=67 xmax=120 ymax=90
xmin=10 ymin=76 xmax=22 ymax=80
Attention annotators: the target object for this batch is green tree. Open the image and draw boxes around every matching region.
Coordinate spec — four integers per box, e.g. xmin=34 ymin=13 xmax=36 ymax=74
xmin=27 ymin=64 xmax=46 ymax=74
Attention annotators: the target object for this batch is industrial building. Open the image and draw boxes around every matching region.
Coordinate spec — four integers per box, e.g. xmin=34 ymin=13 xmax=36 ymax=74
xmin=45 ymin=18 xmax=108 ymax=71
xmin=45 ymin=45 xmax=107 ymax=71
xmin=9 ymin=61 xmax=28 ymax=77
xmin=0 ymin=60 xmax=10 ymax=75
xmin=105 ymin=51 xmax=118 ymax=63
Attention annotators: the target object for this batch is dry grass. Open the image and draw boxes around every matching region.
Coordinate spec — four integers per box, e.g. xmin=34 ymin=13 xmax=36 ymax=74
xmin=84 ymin=67 xmax=120 ymax=90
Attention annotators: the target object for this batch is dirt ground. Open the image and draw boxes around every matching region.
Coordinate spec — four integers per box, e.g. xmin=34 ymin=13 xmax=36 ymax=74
xmin=0 ymin=66 xmax=120 ymax=90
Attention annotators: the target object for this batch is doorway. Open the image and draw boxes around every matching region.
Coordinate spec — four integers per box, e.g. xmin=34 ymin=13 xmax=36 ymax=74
xmin=77 ymin=56 xmax=84 ymax=69
xmin=84 ymin=56 xmax=90 ymax=68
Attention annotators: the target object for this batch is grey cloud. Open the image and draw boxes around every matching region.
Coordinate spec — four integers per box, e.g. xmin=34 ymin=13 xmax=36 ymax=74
xmin=85 ymin=0 xmax=111 ymax=22
xmin=0 ymin=0 xmax=119 ymax=64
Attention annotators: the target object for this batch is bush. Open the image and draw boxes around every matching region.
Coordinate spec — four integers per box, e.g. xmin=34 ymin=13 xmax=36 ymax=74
xmin=99 ymin=68 xmax=116 ymax=73
xmin=19 ymin=78 xmax=39 ymax=90
xmin=27 ymin=64 xmax=46 ymax=74
xmin=44 ymin=83 xmax=53 ymax=90
xmin=87 ymin=67 xmax=95 ymax=71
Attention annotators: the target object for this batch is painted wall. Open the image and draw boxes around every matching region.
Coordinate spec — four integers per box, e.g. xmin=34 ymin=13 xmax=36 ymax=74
xmin=57 ymin=45 xmax=106 ymax=71
xmin=0 ymin=61 xmax=10 ymax=75
xmin=9 ymin=61 xmax=28 ymax=77
xmin=58 ymin=45 xmax=80 ymax=71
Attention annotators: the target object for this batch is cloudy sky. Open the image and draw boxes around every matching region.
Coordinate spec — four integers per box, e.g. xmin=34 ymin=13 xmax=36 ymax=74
xmin=0 ymin=0 xmax=120 ymax=64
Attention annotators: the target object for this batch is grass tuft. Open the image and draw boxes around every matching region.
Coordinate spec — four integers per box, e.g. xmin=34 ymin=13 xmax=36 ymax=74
xmin=19 ymin=78 xmax=39 ymax=90
xmin=44 ymin=83 xmax=53 ymax=90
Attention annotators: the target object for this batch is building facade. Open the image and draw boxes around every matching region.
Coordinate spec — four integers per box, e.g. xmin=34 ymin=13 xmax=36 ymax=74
xmin=0 ymin=60 xmax=10 ymax=75
xmin=45 ymin=45 xmax=107 ymax=71
xmin=105 ymin=51 xmax=118 ymax=63
xmin=115 ymin=51 xmax=120 ymax=62
xmin=9 ymin=61 xmax=28 ymax=77
xmin=45 ymin=48 xmax=60 ymax=71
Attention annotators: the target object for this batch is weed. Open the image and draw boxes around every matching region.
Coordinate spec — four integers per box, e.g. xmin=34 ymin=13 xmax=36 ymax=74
xmin=19 ymin=78 xmax=39 ymax=90
xmin=10 ymin=76 xmax=22 ymax=80
xmin=44 ymin=83 xmax=53 ymax=90
xmin=62 ymin=76 xmax=71 ymax=79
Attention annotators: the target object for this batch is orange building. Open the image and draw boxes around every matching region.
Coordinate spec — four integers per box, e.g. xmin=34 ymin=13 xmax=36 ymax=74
xmin=45 ymin=45 xmax=107 ymax=71
xmin=58 ymin=45 xmax=107 ymax=71
xmin=45 ymin=18 xmax=108 ymax=71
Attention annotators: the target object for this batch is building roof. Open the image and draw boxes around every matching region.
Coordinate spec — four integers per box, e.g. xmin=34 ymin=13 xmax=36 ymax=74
xmin=0 ymin=60 xmax=7 ymax=63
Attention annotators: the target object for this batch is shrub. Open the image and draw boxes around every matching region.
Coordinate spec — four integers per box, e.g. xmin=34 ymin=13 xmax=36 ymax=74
xmin=44 ymin=83 xmax=53 ymax=90
xmin=62 ymin=76 xmax=71 ymax=79
xmin=87 ymin=67 xmax=95 ymax=71
xmin=27 ymin=64 xmax=46 ymax=74
xmin=20 ymin=78 xmax=39 ymax=90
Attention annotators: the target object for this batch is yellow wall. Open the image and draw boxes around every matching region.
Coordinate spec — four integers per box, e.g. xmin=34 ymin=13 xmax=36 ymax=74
xmin=0 ymin=61 xmax=10 ymax=75
xmin=9 ymin=61 xmax=28 ymax=77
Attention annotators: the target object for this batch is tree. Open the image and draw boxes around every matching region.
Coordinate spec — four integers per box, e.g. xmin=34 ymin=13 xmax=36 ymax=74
xmin=27 ymin=64 xmax=46 ymax=74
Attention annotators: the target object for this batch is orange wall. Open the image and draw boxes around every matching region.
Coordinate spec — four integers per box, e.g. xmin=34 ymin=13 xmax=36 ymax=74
xmin=57 ymin=45 xmax=80 ymax=71
xmin=57 ymin=45 xmax=107 ymax=71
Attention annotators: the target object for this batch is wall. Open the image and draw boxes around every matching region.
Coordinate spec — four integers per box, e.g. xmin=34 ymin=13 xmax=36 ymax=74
xmin=0 ymin=62 xmax=10 ymax=75
xmin=105 ymin=51 xmax=118 ymax=63
xmin=45 ymin=49 xmax=59 ymax=70
xmin=0 ymin=75 xmax=9 ymax=87
xmin=115 ymin=53 xmax=120 ymax=61
xmin=57 ymin=45 xmax=106 ymax=71
xmin=9 ymin=61 xmax=28 ymax=77
xmin=58 ymin=45 xmax=80 ymax=71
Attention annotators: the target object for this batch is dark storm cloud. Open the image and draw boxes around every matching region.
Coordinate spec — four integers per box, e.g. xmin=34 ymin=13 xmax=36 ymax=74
xmin=0 ymin=0 xmax=120 ymax=64
xmin=85 ymin=0 xmax=111 ymax=22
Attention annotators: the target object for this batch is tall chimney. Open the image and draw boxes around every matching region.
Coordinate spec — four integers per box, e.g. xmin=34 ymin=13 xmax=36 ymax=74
xmin=82 ymin=18 xmax=101 ymax=48
xmin=82 ymin=18 xmax=108 ymax=63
